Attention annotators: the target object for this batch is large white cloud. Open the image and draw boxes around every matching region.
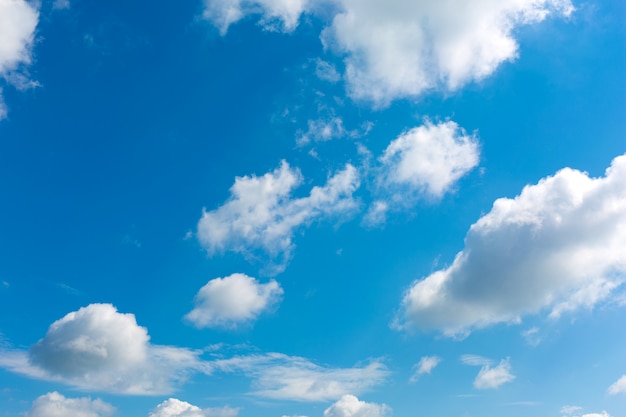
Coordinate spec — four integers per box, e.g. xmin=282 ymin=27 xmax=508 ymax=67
xmin=149 ymin=398 xmax=239 ymax=417
xmin=25 ymin=392 xmax=115 ymax=417
xmin=608 ymin=375 xmax=626 ymax=395
xmin=0 ymin=0 xmax=39 ymax=119
xmin=396 ymin=154 xmax=626 ymax=336
xmin=209 ymin=353 xmax=388 ymax=402
xmin=0 ymin=304 xmax=203 ymax=394
xmin=323 ymin=395 xmax=391 ymax=417
xmin=197 ymin=161 xmax=359 ymax=274
xmin=204 ymin=0 xmax=573 ymax=106
xmin=185 ymin=273 xmax=283 ymax=328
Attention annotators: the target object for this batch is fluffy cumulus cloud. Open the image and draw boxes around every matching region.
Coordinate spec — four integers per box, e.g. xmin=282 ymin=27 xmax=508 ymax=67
xmin=197 ymin=161 xmax=359 ymax=273
xmin=409 ymin=355 xmax=441 ymax=382
xmin=608 ymin=375 xmax=626 ymax=395
xmin=0 ymin=0 xmax=39 ymax=118
xmin=0 ymin=304 xmax=203 ymax=394
xmin=25 ymin=392 xmax=115 ymax=417
xmin=204 ymin=0 xmax=573 ymax=106
xmin=185 ymin=273 xmax=283 ymax=328
xmin=149 ymin=398 xmax=239 ymax=417
xmin=396 ymin=154 xmax=626 ymax=336
xmin=379 ymin=120 xmax=479 ymax=197
xmin=323 ymin=395 xmax=391 ymax=417
xmin=209 ymin=353 xmax=388 ymax=402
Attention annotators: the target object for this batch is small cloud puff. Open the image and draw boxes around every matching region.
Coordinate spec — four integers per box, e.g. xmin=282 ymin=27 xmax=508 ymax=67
xmin=185 ymin=273 xmax=283 ymax=329
xmin=409 ymin=356 xmax=441 ymax=382
xmin=323 ymin=395 xmax=391 ymax=417
xmin=473 ymin=359 xmax=515 ymax=389
xmin=25 ymin=392 xmax=115 ymax=417
xmin=149 ymin=398 xmax=239 ymax=417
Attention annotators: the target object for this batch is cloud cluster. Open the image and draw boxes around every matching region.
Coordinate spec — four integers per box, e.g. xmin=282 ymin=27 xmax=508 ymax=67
xmin=1 ymin=304 xmax=203 ymax=394
xmin=397 ymin=154 xmax=626 ymax=336
xmin=197 ymin=161 xmax=359 ymax=274
xmin=149 ymin=398 xmax=239 ymax=417
xmin=1 ymin=304 xmax=387 ymax=402
xmin=25 ymin=392 xmax=115 ymax=417
xmin=0 ymin=0 xmax=39 ymax=119
xmin=323 ymin=395 xmax=391 ymax=417
xmin=209 ymin=353 xmax=388 ymax=402
xmin=185 ymin=273 xmax=283 ymax=328
xmin=409 ymin=355 xmax=441 ymax=382
xmin=205 ymin=0 xmax=573 ymax=106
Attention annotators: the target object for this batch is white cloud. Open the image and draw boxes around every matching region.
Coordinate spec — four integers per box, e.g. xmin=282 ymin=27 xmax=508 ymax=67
xmin=203 ymin=0 xmax=310 ymax=34
xmin=581 ymin=413 xmax=613 ymax=417
xmin=472 ymin=358 xmax=515 ymax=389
xmin=378 ymin=120 xmax=479 ymax=200
xmin=297 ymin=117 xmax=346 ymax=146
xmin=409 ymin=355 xmax=441 ymax=382
xmin=315 ymin=59 xmax=340 ymax=83
xmin=460 ymin=354 xmax=493 ymax=367
xmin=52 ymin=0 xmax=70 ymax=10
xmin=149 ymin=398 xmax=239 ymax=417
xmin=608 ymin=375 xmax=626 ymax=395
xmin=185 ymin=273 xmax=283 ymax=328
xmin=0 ymin=304 xmax=203 ymax=394
xmin=197 ymin=161 xmax=360 ymax=274
xmin=0 ymin=0 xmax=39 ymax=119
xmin=521 ymin=327 xmax=541 ymax=346
xmin=205 ymin=0 xmax=573 ymax=107
xmin=396 ymin=154 xmax=626 ymax=336
xmin=561 ymin=405 xmax=583 ymax=415
xmin=25 ymin=392 xmax=115 ymax=417
xmin=209 ymin=353 xmax=388 ymax=402
xmin=323 ymin=395 xmax=391 ymax=417
xmin=323 ymin=0 xmax=574 ymax=106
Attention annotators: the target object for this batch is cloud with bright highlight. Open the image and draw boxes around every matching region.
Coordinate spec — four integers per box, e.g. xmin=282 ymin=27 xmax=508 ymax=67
xmin=323 ymin=395 xmax=391 ymax=417
xmin=185 ymin=273 xmax=283 ymax=329
xmin=197 ymin=161 xmax=359 ymax=274
xmin=148 ymin=398 xmax=239 ymax=417
xmin=25 ymin=392 xmax=115 ymax=417
xmin=396 ymin=154 xmax=626 ymax=336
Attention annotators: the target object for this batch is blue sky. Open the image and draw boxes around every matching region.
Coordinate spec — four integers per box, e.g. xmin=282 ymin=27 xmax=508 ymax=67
xmin=0 ymin=0 xmax=625 ymax=416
